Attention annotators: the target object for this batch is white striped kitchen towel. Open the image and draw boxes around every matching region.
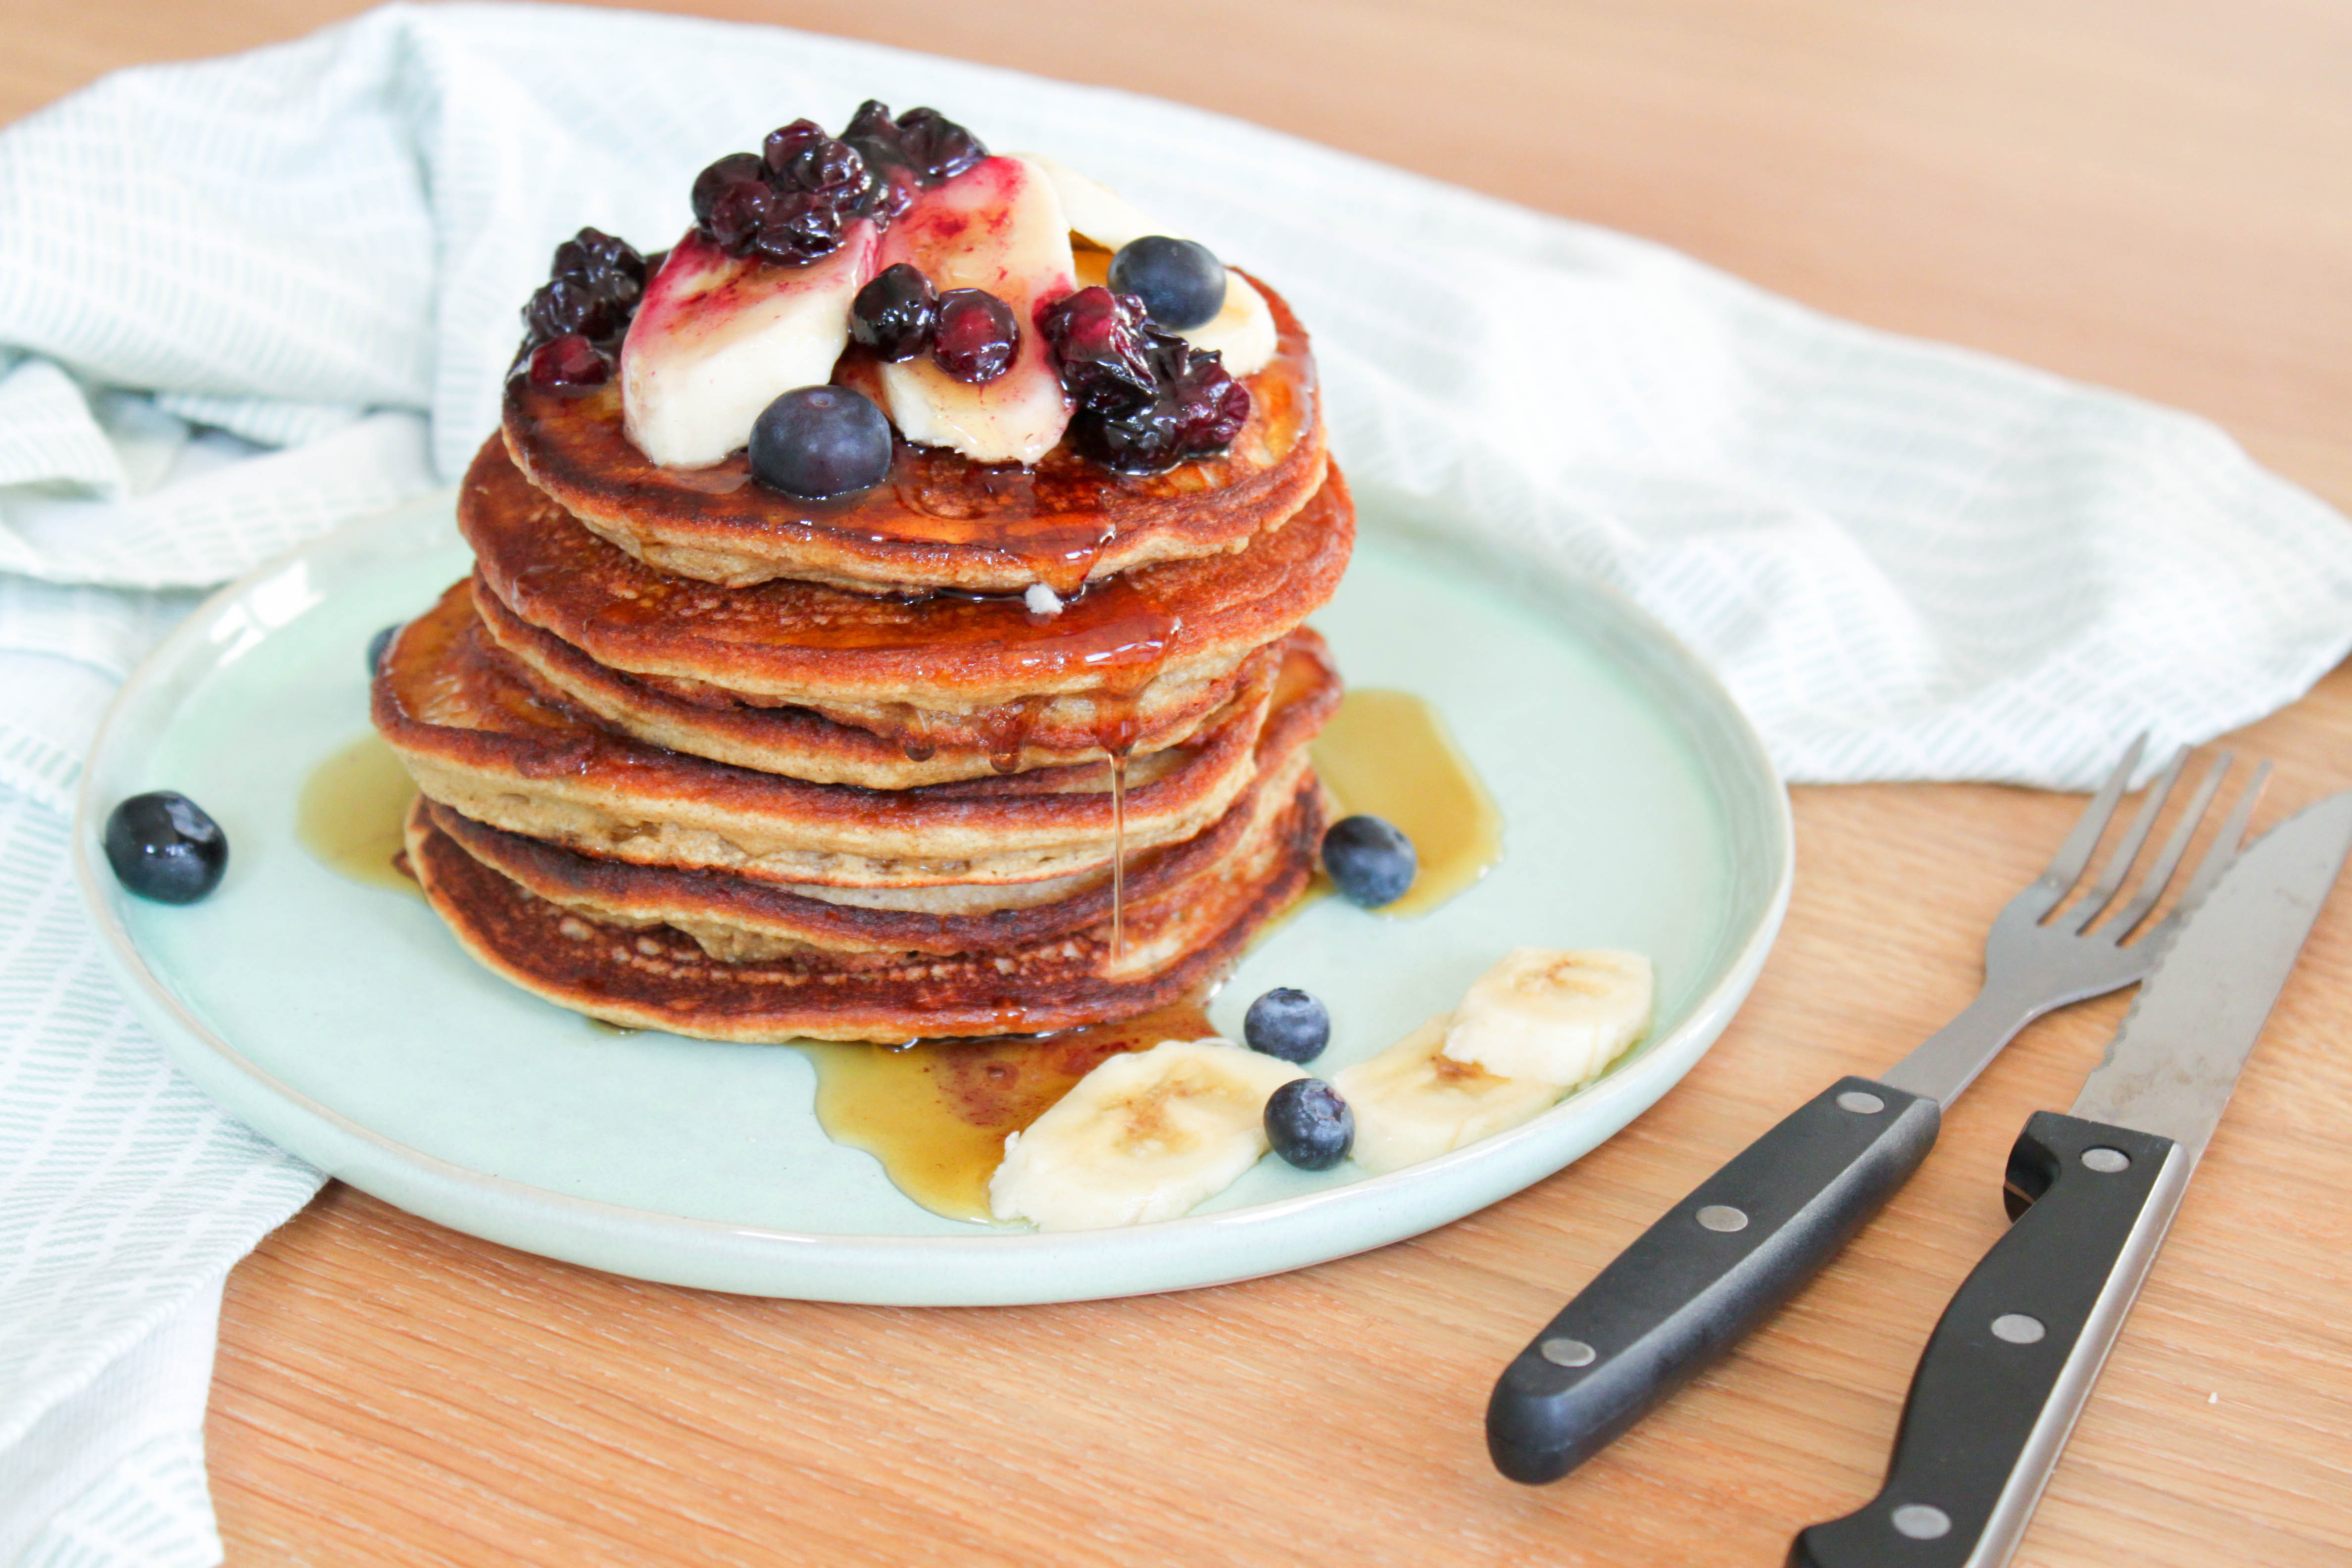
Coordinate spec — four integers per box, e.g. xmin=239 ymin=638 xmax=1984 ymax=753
xmin=3 ymin=4 xmax=2352 ymax=1561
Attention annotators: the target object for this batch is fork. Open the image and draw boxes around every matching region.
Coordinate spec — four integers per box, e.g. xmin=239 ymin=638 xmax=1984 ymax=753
xmin=1484 ymin=736 xmax=2267 ymax=1486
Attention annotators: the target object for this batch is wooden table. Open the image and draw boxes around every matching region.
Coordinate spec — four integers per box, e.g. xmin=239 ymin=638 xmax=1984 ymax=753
xmin=10 ymin=2 xmax=2350 ymax=1562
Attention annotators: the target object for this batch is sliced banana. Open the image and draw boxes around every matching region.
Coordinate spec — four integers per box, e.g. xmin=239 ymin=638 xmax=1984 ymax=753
xmin=1333 ymin=1015 xmax=1565 ymax=1176
xmin=988 ymin=1038 xmax=1304 ymax=1230
xmin=1022 ymin=151 xmax=1277 ymax=378
xmin=1441 ymin=948 xmax=1654 ymax=1088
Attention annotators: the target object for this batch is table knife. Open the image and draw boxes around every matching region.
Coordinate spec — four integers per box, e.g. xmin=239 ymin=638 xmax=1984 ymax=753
xmin=1788 ymin=784 xmax=2352 ymax=1567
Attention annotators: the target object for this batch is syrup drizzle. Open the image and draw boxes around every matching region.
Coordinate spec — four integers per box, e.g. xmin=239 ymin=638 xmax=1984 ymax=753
xmin=799 ymin=988 xmax=1217 ymax=1222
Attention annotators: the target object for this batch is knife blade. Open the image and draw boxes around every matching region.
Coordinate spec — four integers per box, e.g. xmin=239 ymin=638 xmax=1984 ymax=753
xmin=1788 ymin=786 xmax=2352 ymax=1568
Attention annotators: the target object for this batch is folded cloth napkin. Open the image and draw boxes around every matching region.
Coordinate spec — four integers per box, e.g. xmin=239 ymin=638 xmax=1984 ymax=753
xmin=4 ymin=3 xmax=2350 ymax=1559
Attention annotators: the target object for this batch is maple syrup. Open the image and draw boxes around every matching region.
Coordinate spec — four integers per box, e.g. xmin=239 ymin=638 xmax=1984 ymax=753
xmin=798 ymin=990 xmax=1217 ymax=1222
xmin=1308 ymin=687 xmax=1502 ymax=919
xmin=296 ymin=732 xmax=420 ymax=895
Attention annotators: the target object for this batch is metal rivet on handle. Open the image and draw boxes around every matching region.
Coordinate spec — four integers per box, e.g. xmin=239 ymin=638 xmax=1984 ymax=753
xmin=2082 ymin=1147 xmax=2131 ymax=1173
xmin=1836 ymin=1090 xmax=1886 ymax=1115
xmin=1696 ymin=1205 xmax=1749 ymax=1233
xmin=1891 ymin=1504 xmax=1952 ymax=1540
xmin=1991 ymin=1313 xmax=2046 ymax=1345
xmin=1539 ymin=1337 xmax=1597 ymax=1369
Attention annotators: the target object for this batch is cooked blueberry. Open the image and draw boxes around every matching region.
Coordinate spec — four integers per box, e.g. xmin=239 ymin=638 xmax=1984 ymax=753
xmin=703 ymin=176 xmax=776 ymax=251
xmin=1042 ymin=286 xmax=1249 ymax=473
xmin=1265 ymin=1079 xmax=1353 ymax=1171
xmin=1109 ymin=236 xmax=1227 ymax=332
xmin=691 ymin=152 xmax=766 ymax=229
xmin=1323 ymin=814 xmax=1417 ymax=907
xmin=366 ymin=622 xmax=399 ymax=674
xmin=748 ymin=386 xmax=893 ymax=499
xmin=104 ymin=790 xmax=228 ymax=904
xmin=525 ymin=334 xmax=610 ymax=391
xmin=931 ymin=289 xmax=1019 ymax=383
xmin=1244 ymin=987 xmax=1331 ymax=1064
xmin=850 ymin=263 xmax=938 ymax=361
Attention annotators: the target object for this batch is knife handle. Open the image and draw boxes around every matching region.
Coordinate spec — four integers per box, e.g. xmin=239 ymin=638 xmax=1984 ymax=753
xmin=1486 ymin=1076 xmax=1940 ymax=1484
xmin=1788 ymin=1111 xmax=2188 ymax=1568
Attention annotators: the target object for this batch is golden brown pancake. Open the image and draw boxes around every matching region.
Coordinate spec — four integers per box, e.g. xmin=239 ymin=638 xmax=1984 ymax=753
xmin=375 ymin=583 xmax=1321 ymax=888
xmin=462 ymin=435 xmax=1353 ymax=747
xmin=419 ymin=638 xmax=1336 ymax=961
xmin=405 ymin=760 xmax=1324 ymax=1042
xmin=502 ymin=273 xmax=1324 ymax=596
xmin=472 ymin=573 xmax=1280 ymax=788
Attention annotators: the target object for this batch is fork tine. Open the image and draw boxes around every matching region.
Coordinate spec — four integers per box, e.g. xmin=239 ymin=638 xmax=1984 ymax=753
xmin=2093 ymin=750 xmax=2229 ymax=941
xmin=2170 ymin=758 xmax=2271 ymax=918
xmin=2065 ymin=746 xmax=2189 ymax=933
xmin=2035 ymin=733 xmax=2148 ymax=906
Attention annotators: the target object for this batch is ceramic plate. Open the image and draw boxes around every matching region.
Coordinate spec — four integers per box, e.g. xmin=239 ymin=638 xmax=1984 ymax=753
xmin=75 ymin=484 xmax=1790 ymax=1305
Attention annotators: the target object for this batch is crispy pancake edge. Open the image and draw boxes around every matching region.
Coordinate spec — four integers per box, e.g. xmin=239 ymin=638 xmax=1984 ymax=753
xmin=422 ymin=642 xmax=1336 ymax=957
xmin=406 ymin=766 xmax=1324 ymax=1042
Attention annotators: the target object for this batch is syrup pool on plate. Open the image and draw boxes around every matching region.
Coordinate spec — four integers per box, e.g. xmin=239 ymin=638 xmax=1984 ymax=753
xmin=297 ymin=733 xmax=419 ymax=895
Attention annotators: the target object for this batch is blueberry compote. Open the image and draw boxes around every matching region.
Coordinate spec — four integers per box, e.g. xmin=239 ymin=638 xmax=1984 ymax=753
xmin=688 ymin=101 xmax=986 ymax=266
xmin=512 ymin=227 xmax=648 ymax=392
xmin=1040 ymin=286 xmax=1251 ymax=474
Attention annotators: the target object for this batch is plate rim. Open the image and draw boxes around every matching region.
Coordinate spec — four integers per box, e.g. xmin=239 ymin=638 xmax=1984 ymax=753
xmin=72 ymin=488 xmax=1793 ymax=1304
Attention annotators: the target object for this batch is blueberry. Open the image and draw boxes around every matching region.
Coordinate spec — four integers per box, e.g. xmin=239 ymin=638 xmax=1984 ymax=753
xmin=850 ymin=263 xmax=938 ymax=361
xmin=1244 ymin=987 xmax=1330 ymax=1064
xmin=930 ymin=289 xmax=1019 ymax=383
xmin=366 ymin=622 xmax=399 ymax=675
xmin=1265 ymin=1079 xmax=1353 ymax=1171
xmin=748 ymin=386 xmax=893 ymax=499
xmin=103 ymin=790 xmax=228 ymax=904
xmin=1109 ymin=236 xmax=1227 ymax=332
xmin=1323 ymin=814 xmax=1417 ymax=907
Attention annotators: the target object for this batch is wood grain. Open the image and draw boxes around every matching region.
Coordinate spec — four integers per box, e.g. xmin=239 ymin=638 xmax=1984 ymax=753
xmin=7 ymin=1 xmax=2350 ymax=1562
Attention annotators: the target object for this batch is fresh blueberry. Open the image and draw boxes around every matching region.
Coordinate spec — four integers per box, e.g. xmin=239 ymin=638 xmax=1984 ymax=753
xmin=1265 ymin=1078 xmax=1353 ymax=1171
xmin=850 ymin=263 xmax=938 ymax=361
xmin=366 ymin=622 xmax=399 ymax=675
xmin=1322 ymin=814 xmax=1417 ymax=907
xmin=748 ymin=386 xmax=894 ymax=499
xmin=103 ymin=790 xmax=228 ymax=904
xmin=930 ymin=289 xmax=1019 ymax=383
xmin=1244 ymin=987 xmax=1331 ymax=1064
xmin=1109 ymin=236 xmax=1227 ymax=332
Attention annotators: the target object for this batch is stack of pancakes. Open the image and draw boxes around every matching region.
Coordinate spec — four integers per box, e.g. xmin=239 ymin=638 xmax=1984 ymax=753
xmin=374 ymin=279 xmax=1354 ymax=1042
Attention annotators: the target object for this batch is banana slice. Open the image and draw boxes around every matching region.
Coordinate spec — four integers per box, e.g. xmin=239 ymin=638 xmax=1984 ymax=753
xmin=1441 ymin=948 xmax=1654 ymax=1088
xmin=988 ymin=1038 xmax=1304 ymax=1230
xmin=1025 ymin=151 xmax=1277 ymax=377
xmin=1333 ymin=1015 xmax=1565 ymax=1176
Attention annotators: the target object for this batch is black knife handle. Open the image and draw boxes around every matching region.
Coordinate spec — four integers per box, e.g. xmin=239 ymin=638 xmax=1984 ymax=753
xmin=1789 ymin=1111 xmax=2188 ymax=1568
xmin=1487 ymin=1076 xmax=1940 ymax=1484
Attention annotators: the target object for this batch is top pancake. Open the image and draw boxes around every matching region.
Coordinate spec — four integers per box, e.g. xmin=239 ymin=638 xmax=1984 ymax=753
xmin=502 ymin=273 xmax=1325 ymax=597
xmin=462 ymin=435 xmax=1354 ymax=734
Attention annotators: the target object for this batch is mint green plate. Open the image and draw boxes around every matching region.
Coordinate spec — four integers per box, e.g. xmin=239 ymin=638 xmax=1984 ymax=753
xmin=74 ymin=486 xmax=1789 ymax=1305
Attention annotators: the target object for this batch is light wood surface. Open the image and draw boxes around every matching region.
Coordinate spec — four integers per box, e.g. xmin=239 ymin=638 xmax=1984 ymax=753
xmin=11 ymin=2 xmax=2352 ymax=1563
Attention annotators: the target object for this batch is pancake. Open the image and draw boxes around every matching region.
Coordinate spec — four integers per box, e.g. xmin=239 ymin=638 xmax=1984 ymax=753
xmin=502 ymin=273 xmax=1325 ymax=596
xmin=472 ymin=573 xmax=1279 ymax=787
xmin=375 ymin=583 xmax=1323 ymax=887
xmin=462 ymin=434 xmax=1353 ymax=747
xmin=405 ymin=760 xmax=1324 ymax=1043
xmin=418 ymin=638 xmax=1337 ymax=961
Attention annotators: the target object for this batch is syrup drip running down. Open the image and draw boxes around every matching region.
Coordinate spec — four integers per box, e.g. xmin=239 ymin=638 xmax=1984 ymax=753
xmin=800 ymin=988 xmax=1217 ymax=1221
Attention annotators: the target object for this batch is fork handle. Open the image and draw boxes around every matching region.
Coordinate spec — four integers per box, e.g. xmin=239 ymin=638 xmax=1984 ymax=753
xmin=1487 ymin=1076 xmax=1941 ymax=1484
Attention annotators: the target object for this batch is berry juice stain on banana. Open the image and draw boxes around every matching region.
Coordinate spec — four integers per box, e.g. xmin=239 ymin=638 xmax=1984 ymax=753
xmin=297 ymin=733 xmax=421 ymax=896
